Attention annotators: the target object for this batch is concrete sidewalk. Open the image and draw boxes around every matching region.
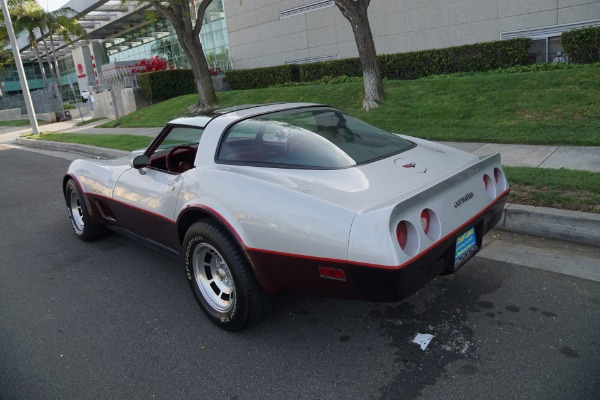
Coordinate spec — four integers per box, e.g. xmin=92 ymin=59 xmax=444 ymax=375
xmin=3 ymin=117 xmax=599 ymax=249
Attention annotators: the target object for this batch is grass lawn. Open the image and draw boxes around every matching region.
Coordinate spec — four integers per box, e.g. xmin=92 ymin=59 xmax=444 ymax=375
xmin=505 ymin=167 xmax=600 ymax=213
xmin=31 ymin=132 xmax=152 ymax=151
xmin=75 ymin=117 xmax=105 ymax=126
xmin=0 ymin=119 xmax=48 ymax=126
xmin=101 ymin=65 xmax=600 ymax=146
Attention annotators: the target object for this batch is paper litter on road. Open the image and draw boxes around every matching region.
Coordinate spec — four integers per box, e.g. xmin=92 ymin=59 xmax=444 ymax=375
xmin=412 ymin=333 xmax=434 ymax=350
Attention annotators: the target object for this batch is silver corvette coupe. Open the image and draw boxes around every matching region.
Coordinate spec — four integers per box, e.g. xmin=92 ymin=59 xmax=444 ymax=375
xmin=64 ymin=103 xmax=509 ymax=331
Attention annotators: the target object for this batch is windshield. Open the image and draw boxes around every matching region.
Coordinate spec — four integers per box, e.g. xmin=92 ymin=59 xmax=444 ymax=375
xmin=217 ymin=107 xmax=413 ymax=168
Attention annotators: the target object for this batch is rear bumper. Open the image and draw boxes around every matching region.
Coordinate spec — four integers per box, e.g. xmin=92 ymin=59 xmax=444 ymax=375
xmin=350 ymin=193 xmax=506 ymax=301
xmin=248 ymin=191 xmax=508 ymax=301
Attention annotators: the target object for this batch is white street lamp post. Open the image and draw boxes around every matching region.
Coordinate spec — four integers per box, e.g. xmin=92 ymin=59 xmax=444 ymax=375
xmin=1 ymin=0 xmax=40 ymax=135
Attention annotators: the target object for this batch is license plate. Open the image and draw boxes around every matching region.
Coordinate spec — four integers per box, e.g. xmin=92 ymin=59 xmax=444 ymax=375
xmin=455 ymin=227 xmax=478 ymax=269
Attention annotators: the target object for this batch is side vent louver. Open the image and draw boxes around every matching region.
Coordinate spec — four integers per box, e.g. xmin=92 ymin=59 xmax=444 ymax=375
xmin=285 ymin=54 xmax=340 ymax=64
xmin=280 ymin=0 xmax=334 ymax=19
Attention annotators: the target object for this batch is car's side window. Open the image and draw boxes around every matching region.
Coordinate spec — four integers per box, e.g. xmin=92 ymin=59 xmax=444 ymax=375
xmin=217 ymin=120 xmax=266 ymax=162
xmin=156 ymin=127 xmax=204 ymax=150
xmin=148 ymin=126 xmax=204 ymax=173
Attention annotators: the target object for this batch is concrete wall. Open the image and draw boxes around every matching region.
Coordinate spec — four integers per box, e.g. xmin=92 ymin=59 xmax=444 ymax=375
xmin=92 ymin=88 xmax=150 ymax=120
xmin=121 ymin=87 xmax=151 ymax=116
xmin=0 ymin=108 xmax=23 ymax=121
xmin=224 ymin=0 xmax=600 ymax=69
xmin=0 ymin=108 xmax=57 ymax=122
xmin=92 ymin=92 xmax=116 ymax=120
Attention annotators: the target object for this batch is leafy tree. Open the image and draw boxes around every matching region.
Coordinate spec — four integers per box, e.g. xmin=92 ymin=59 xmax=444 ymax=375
xmin=138 ymin=0 xmax=218 ymax=111
xmin=333 ymin=0 xmax=384 ymax=110
xmin=10 ymin=0 xmax=50 ymax=86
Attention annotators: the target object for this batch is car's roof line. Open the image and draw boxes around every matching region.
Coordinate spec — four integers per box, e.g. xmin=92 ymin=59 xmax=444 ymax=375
xmin=177 ymin=103 xmax=288 ymax=120
xmin=169 ymin=103 xmax=328 ymax=128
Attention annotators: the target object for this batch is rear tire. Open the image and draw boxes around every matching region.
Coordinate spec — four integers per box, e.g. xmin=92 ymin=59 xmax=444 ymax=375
xmin=65 ymin=179 xmax=107 ymax=241
xmin=183 ymin=220 xmax=273 ymax=331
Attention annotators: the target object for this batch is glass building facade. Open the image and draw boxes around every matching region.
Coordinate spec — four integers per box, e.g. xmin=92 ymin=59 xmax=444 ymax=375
xmin=104 ymin=0 xmax=230 ymax=70
xmin=1 ymin=58 xmax=78 ymax=96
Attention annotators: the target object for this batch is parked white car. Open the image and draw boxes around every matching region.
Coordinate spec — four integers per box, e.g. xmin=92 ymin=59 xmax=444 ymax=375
xmin=63 ymin=103 xmax=510 ymax=331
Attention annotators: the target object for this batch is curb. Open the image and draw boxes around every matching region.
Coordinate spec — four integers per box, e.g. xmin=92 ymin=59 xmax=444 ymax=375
xmin=497 ymin=203 xmax=600 ymax=248
xmin=15 ymin=137 xmax=129 ymax=159
xmin=14 ymin=137 xmax=600 ymax=248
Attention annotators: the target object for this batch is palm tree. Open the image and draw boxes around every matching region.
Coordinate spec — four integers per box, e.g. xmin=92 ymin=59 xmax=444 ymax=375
xmin=10 ymin=1 xmax=49 ymax=87
xmin=0 ymin=26 xmax=14 ymax=74
xmin=40 ymin=7 xmax=88 ymax=98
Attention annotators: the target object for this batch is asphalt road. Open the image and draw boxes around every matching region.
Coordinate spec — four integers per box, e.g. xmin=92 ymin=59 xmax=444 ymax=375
xmin=1 ymin=147 xmax=599 ymax=400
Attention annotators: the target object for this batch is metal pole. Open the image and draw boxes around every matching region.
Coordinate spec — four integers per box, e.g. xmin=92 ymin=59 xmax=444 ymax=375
xmin=67 ymin=75 xmax=84 ymax=122
xmin=0 ymin=0 xmax=39 ymax=135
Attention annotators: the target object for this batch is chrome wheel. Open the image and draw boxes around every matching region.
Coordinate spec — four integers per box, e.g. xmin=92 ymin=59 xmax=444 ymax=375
xmin=69 ymin=190 xmax=84 ymax=231
xmin=192 ymin=243 xmax=235 ymax=313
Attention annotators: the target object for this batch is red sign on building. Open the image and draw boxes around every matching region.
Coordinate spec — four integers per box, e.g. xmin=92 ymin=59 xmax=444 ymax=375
xmin=77 ymin=63 xmax=86 ymax=78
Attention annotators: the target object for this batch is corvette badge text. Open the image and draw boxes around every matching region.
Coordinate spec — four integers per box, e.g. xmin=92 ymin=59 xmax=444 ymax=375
xmin=454 ymin=192 xmax=474 ymax=208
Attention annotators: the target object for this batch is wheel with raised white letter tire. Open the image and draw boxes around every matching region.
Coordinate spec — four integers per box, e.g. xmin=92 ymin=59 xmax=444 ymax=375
xmin=183 ymin=220 xmax=273 ymax=331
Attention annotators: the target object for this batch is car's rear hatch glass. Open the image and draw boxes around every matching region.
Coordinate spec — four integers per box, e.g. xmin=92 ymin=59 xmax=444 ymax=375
xmin=217 ymin=107 xmax=414 ymax=169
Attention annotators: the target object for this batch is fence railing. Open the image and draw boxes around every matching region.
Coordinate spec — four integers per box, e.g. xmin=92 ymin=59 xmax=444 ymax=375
xmin=0 ymin=84 xmax=63 ymax=115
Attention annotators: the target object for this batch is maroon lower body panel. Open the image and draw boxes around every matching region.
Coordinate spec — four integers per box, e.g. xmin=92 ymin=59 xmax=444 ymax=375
xmin=88 ymin=194 xmax=181 ymax=253
xmin=247 ymin=194 xmax=508 ymax=302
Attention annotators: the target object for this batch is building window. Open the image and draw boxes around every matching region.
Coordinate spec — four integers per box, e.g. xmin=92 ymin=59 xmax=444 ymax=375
xmin=103 ymin=0 xmax=231 ymax=70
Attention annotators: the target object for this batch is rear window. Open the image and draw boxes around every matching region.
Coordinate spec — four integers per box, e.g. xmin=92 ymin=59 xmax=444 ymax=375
xmin=217 ymin=107 xmax=413 ymax=168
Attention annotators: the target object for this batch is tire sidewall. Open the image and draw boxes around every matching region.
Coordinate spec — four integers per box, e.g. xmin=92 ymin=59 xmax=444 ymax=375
xmin=183 ymin=224 xmax=248 ymax=331
xmin=65 ymin=180 xmax=88 ymax=239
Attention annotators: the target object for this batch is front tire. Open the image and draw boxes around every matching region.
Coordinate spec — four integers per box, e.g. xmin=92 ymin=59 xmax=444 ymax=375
xmin=183 ymin=221 xmax=273 ymax=331
xmin=65 ymin=179 xmax=107 ymax=241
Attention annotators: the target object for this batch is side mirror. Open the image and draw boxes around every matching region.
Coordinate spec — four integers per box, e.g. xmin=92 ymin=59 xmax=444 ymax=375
xmin=131 ymin=154 xmax=149 ymax=169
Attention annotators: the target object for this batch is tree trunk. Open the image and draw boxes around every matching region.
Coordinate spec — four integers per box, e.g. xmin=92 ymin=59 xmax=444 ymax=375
xmin=40 ymin=34 xmax=61 ymax=102
xmin=48 ymin=34 xmax=64 ymax=100
xmin=161 ymin=2 xmax=218 ymax=111
xmin=334 ymin=0 xmax=384 ymax=110
xmin=176 ymin=29 xmax=218 ymax=111
xmin=31 ymin=39 xmax=49 ymax=88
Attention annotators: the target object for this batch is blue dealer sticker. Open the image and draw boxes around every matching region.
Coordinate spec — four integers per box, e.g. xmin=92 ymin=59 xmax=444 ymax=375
xmin=455 ymin=227 xmax=478 ymax=268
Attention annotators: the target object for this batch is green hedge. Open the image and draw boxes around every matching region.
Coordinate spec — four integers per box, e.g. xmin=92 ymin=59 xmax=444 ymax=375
xmin=298 ymin=58 xmax=362 ymax=82
xmin=562 ymin=26 xmax=600 ymax=64
xmin=225 ymin=38 xmax=531 ymax=89
xmin=380 ymin=39 xmax=531 ymax=80
xmin=138 ymin=69 xmax=196 ymax=101
xmin=225 ymin=65 xmax=298 ymax=90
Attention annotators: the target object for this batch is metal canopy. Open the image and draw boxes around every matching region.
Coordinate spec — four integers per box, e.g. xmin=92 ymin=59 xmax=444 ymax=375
xmin=18 ymin=0 xmax=154 ymax=61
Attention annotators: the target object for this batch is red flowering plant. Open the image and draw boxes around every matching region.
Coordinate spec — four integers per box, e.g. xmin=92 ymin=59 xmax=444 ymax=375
xmin=209 ymin=67 xmax=223 ymax=76
xmin=131 ymin=56 xmax=169 ymax=74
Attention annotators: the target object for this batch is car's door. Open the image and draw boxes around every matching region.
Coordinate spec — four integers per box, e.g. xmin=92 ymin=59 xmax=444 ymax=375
xmin=111 ymin=125 xmax=204 ymax=252
xmin=112 ymin=168 xmax=184 ymax=251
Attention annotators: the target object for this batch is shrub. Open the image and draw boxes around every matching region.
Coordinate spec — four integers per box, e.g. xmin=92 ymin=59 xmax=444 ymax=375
xmin=138 ymin=69 xmax=196 ymax=101
xmin=273 ymin=75 xmax=363 ymax=87
xmin=380 ymin=38 xmax=531 ymax=80
xmin=562 ymin=26 xmax=600 ymax=63
xmin=223 ymin=38 xmax=531 ymax=89
xmin=132 ymin=56 xmax=170 ymax=73
xmin=225 ymin=65 xmax=298 ymax=90
xmin=298 ymin=58 xmax=362 ymax=82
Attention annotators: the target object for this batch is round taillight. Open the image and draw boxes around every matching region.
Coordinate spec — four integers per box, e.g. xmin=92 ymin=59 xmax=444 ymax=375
xmin=396 ymin=221 xmax=408 ymax=249
xmin=494 ymin=167 xmax=507 ymax=191
xmin=483 ymin=174 xmax=496 ymax=199
xmin=420 ymin=209 xmax=430 ymax=234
